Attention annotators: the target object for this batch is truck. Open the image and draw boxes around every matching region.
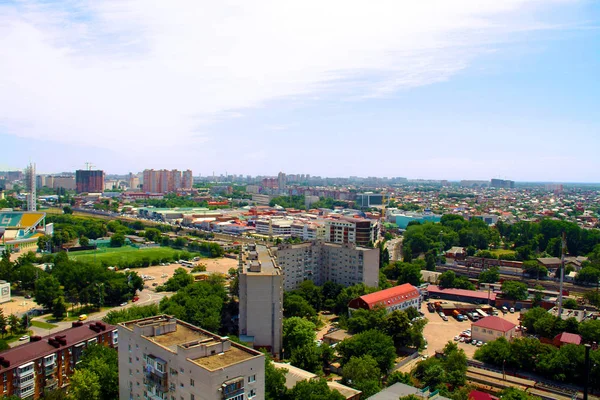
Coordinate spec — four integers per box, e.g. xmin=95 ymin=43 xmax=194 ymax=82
xmin=452 ymin=310 xmax=461 ymax=320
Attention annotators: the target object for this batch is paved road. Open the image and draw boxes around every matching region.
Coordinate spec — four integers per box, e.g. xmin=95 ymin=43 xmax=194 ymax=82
xmin=385 ymin=237 xmax=403 ymax=261
xmin=10 ymin=290 xmax=169 ymax=347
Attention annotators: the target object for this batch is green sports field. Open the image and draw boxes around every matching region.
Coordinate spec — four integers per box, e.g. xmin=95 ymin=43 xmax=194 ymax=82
xmin=69 ymin=246 xmax=196 ymax=266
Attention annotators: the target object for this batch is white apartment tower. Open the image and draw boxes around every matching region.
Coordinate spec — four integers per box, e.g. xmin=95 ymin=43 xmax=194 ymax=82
xmin=276 ymin=241 xmax=379 ymax=291
xmin=24 ymin=163 xmax=36 ymax=211
xmin=118 ymin=315 xmax=265 ymax=400
xmin=238 ymin=244 xmax=283 ymax=357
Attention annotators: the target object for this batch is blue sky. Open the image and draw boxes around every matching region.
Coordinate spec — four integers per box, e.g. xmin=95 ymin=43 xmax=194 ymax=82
xmin=0 ymin=1 xmax=599 ymax=182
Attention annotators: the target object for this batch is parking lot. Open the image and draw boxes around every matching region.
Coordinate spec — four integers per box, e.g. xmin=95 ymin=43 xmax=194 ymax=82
xmin=420 ymin=302 xmax=522 ymax=359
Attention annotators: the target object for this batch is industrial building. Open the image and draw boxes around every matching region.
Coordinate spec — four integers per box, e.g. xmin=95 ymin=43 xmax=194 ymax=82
xmin=238 ymin=243 xmax=283 ymax=357
xmin=75 ymin=169 xmax=105 ymax=193
xmin=0 ymin=321 xmax=117 ymax=399
xmin=427 ymin=285 xmax=496 ymax=305
xmin=118 ymin=315 xmax=264 ymax=400
xmin=277 ymin=241 xmax=379 ymax=291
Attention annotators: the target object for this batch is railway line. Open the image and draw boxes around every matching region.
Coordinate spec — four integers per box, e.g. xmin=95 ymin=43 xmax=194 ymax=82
xmin=436 ymin=263 xmax=594 ymax=296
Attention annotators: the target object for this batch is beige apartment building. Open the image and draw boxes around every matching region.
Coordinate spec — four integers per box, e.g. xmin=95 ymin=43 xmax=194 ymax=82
xmin=276 ymin=241 xmax=379 ymax=291
xmin=118 ymin=315 xmax=265 ymax=400
xmin=238 ymin=244 xmax=283 ymax=357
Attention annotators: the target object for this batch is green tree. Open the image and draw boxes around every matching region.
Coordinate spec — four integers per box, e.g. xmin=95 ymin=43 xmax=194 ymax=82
xmin=563 ymin=298 xmax=578 ymax=309
xmin=62 ymin=206 xmax=73 ymax=214
xmin=283 ymin=317 xmax=316 ymax=356
xmin=579 ymin=320 xmax=600 ymax=344
xmin=0 ymin=309 xmax=7 ymax=335
xmin=79 ymin=236 xmax=90 ymax=247
xmin=78 ymin=344 xmax=119 ymax=400
xmin=103 ymin=304 xmax=160 ymax=325
xmin=8 ymin=314 xmax=20 ymax=334
xmin=290 ymin=343 xmax=321 ymax=373
xmin=160 ymin=268 xmax=194 ymax=292
xmin=52 ymin=297 xmax=67 ymax=320
xmin=439 ymin=270 xmax=456 ymax=288
xmin=37 ymin=234 xmax=52 ymax=252
xmin=286 ymin=378 xmax=345 ymax=400
xmin=68 ymin=369 xmax=101 ymax=400
xmin=337 ymin=329 xmax=396 ymax=372
xmin=143 ymin=228 xmax=162 ymax=242
xmin=478 ymin=266 xmax=500 ymax=284
xmin=341 ymin=355 xmax=382 ymax=398
xmin=499 ymin=387 xmax=541 ymax=400
xmin=501 ymin=280 xmax=528 ymax=301
xmin=265 ymin=358 xmax=287 ymax=400
xmin=34 ymin=275 xmax=63 ymax=310
xmin=283 ymin=294 xmax=317 ymax=320
xmin=387 ymin=371 xmax=412 ymax=386
xmin=109 ymin=232 xmax=126 ymax=247
xmin=576 ymin=267 xmax=600 ymax=285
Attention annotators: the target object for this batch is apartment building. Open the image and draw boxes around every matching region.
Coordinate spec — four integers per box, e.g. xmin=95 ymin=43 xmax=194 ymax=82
xmin=143 ymin=169 xmax=193 ymax=193
xmin=0 ymin=321 xmax=117 ymax=399
xmin=324 ymin=217 xmax=379 ymax=247
xmin=75 ymin=170 xmax=105 ymax=193
xmin=119 ymin=315 xmax=264 ymax=400
xmin=276 ymin=241 xmax=379 ymax=291
xmin=238 ymin=244 xmax=283 ymax=357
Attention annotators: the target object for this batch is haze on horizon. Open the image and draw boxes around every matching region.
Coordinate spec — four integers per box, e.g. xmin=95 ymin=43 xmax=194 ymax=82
xmin=0 ymin=1 xmax=599 ymax=182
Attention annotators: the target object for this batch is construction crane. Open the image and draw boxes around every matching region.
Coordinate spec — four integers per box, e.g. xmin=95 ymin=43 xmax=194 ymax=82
xmin=85 ymin=162 xmax=95 ymax=171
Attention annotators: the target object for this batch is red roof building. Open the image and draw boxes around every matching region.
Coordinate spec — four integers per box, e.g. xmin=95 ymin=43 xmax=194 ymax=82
xmin=0 ymin=321 xmax=117 ymax=399
xmin=469 ymin=390 xmax=499 ymax=400
xmin=471 ymin=316 xmax=517 ymax=343
xmin=348 ymin=283 xmax=421 ymax=313
xmin=553 ymin=332 xmax=582 ymax=347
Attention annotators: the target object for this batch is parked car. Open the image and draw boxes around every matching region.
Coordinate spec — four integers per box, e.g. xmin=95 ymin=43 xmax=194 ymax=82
xmin=120 ymin=302 xmax=128 ymax=307
xmin=476 ymin=341 xmax=483 ymax=347
xmin=19 ymin=335 xmax=30 ymax=341
xmin=510 ymin=307 xmax=515 ymax=313
xmin=78 ymin=314 xmax=87 ymax=321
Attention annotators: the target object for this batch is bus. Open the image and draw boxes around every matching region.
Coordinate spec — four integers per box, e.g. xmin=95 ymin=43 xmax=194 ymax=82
xmin=181 ymin=260 xmax=195 ymax=268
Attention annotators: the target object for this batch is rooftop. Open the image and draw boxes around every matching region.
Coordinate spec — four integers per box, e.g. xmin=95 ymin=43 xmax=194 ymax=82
xmin=357 ymin=283 xmax=420 ymax=308
xmin=472 ymin=316 xmax=517 ymax=332
xmin=0 ymin=321 xmax=115 ymax=374
xmin=192 ymin=345 xmax=257 ymax=371
xmin=554 ymin=332 xmax=582 ymax=345
xmin=427 ymin=285 xmax=497 ymax=301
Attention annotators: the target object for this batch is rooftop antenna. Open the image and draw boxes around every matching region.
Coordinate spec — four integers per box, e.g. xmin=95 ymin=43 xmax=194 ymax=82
xmin=557 ymin=232 xmax=567 ymax=319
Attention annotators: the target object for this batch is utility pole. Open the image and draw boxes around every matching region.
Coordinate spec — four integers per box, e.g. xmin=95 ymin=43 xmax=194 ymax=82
xmin=557 ymin=232 xmax=566 ymax=319
xmin=583 ymin=344 xmax=591 ymax=400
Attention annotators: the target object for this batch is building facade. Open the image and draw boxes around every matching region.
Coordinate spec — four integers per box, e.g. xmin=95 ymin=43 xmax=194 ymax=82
xmin=276 ymin=241 xmax=379 ymax=291
xmin=119 ymin=315 xmax=264 ymax=400
xmin=75 ymin=170 xmax=105 ymax=193
xmin=471 ymin=316 xmax=517 ymax=343
xmin=238 ymin=244 xmax=283 ymax=357
xmin=0 ymin=321 xmax=117 ymax=400
xmin=324 ymin=218 xmax=379 ymax=247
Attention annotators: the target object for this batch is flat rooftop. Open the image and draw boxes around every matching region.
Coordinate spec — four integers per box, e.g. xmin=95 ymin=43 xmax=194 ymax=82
xmin=192 ymin=345 xmax=256 ymax=371
xmin=243 ymin=244 xmax=280 ymax=276
xmin=151 ymin=324 xmax=209 ymax=350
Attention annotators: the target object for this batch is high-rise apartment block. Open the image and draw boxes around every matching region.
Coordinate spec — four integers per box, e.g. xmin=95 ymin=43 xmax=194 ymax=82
xmin=324 ymin=218 xmax=379 ymax=247
xmin=143 ymin=169 xmax=193 ymax=193
xmin=490 ymin=179 xmax=515 ymax=189
xmin=24 ymin=163 xmax=36 ymax=212
xmin=276 ymin=241 xmax=379 ymax=291
xmin=0 ymin=321 xmax=117 ymax=399
xmin=75 ymin=170 xmax=105 ymax=193
xmin=238 ymin=244 xmax=283 ymax=357
xmin=118 ymin=315 xmax=264 ymax=400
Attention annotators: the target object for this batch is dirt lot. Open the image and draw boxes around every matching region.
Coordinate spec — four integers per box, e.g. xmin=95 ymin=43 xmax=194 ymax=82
xmin=1 ymin=296 xmax=37 ymax=316
xmin=129 ymin=257 xmax=239 ymax=286
xmin=421 ymin=302 xmax=522 ymax=359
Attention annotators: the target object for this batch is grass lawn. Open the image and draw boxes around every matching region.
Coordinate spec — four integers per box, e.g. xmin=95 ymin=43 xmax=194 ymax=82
xmin=490 ymin=249 xmax=516 ymax=257
xmin=4 ymin=330 xmax=34 ymax=343
xmin=69 ymin=246 xmax=194 ymax=265
xmin=31 ymin=320 xmax=58 ymax=330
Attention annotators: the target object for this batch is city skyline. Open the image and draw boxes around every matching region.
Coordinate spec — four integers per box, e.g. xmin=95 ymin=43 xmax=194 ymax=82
xmin=1 ymin=1 xmax=599 ymax=181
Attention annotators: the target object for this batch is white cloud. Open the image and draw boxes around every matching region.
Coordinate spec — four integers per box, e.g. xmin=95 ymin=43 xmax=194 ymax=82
xmin=0 ymin=0 xmax=577 ymax=154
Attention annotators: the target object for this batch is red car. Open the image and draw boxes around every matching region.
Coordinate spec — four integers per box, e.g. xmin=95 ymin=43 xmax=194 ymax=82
xmin=132 ymin=296 xmax=139 ymax=302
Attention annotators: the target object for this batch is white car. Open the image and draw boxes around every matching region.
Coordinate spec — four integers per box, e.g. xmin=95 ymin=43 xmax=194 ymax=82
xmin=477 ymin=341 xmax=483 ymax=347
xmin=19 ymin=335 xmax=30 ymax=341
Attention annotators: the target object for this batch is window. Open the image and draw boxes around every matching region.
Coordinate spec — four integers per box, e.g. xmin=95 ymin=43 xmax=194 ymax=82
xmin=248 ymin=375 xmax=256 ymax=383
xmin=190 ymin=378 xmax=195 ymax=387
xmin=249 ymin=389 xmax=256 ymax=398
xmin=190 ymin=395 xmax=195 ymax=400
